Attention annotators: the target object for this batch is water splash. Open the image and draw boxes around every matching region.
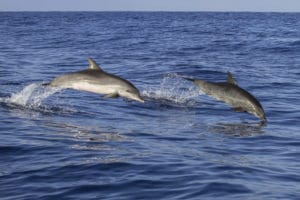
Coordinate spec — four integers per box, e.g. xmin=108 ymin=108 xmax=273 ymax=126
xmin=142 ymin=73 xmax=201 ymax=106
xmin=7 ymin=83 xmax=60 ymax=107
xmin=0 ymin=83 xmax=79 ymax=117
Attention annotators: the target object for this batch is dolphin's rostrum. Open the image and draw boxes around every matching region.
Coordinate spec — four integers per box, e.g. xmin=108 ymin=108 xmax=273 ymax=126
xmin=46 ymin=58 xmax=144 ymax=103
xmin=182 ymin=72 xmax=266 ymax=122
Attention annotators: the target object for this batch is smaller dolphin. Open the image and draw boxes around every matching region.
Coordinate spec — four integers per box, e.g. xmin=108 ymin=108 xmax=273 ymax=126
xmin=45 ymin=58 xmax=144 ymax=103
xmin=182 ymin=72 xmax=266 ymax=122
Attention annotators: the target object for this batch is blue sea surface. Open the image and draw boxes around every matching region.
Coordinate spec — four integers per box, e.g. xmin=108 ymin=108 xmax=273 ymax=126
xmin=0 ymin=12 xmax=299 ymax=200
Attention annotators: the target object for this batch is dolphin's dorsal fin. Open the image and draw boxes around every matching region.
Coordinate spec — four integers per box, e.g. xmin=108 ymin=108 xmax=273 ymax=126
xmin=88 ymin=58 xmax=103 ymax=71
xmin=227 ymin=71 xmax=237 ymax=85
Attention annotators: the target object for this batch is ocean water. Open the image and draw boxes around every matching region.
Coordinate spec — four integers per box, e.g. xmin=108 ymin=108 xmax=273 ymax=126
xmin=0 ymin=12 xmax=299 ymax=200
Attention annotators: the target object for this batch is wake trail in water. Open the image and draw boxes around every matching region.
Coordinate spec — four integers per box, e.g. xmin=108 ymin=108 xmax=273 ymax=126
xmin=142 ymin=73 xmax=202 ymax=107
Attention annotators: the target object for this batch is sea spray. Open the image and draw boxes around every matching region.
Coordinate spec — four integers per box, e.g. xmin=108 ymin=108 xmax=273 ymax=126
xmin=0 ymin=83 xmax=78 ymax=116
xmin=8 ymin=83 xmax=61 ymax=107
xmin=9 ymin=83 xmax=39 ymax=106
xmin=142 ymin=73 xmax=201 ymax=106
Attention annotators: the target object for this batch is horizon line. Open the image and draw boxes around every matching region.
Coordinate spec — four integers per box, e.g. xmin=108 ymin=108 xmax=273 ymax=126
xmin=1 ymin=10 xmax=299 ymax=13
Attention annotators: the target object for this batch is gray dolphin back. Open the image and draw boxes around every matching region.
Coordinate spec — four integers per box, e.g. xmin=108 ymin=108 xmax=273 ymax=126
xmin=183 ymin=72 xmax=266 ymax=122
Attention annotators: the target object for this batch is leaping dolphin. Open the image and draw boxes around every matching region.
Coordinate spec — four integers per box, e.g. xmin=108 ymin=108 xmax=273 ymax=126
xmin=182 ymin=72 xmax=266 ymax=122
xmin=45 ymin=58 xmax=144 ymax=103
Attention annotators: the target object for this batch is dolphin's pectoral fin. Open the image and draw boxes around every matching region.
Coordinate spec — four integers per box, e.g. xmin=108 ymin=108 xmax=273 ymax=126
xmin=103 ymin=93 xmax=119 ymax=99
xmin=233 ymin=107 xmax=246 ymax=112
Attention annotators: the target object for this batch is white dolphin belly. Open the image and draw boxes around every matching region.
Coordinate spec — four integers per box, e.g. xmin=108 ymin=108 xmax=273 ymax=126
xmin=70 ymin=82 xmax=120 ymax=95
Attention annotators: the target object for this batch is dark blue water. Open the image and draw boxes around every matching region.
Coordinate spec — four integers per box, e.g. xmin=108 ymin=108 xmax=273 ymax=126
xmin=0 ymin=12 xmax=299 ymax=200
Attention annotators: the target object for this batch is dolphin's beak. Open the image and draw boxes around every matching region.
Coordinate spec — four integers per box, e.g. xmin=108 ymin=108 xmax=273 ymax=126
xmin=136 ymin=97 xmax=145 ymax=103
xmin=125 ymin=95 xmax=144 ymax=103
xmin=123 ymin=95 xmax=144 ymax=103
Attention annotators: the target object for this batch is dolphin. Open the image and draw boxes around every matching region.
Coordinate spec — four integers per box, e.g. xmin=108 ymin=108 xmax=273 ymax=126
xmin=182 ymin=72 xmax=266 ymax=122
xmin=45 ymin=58 xmax=144 ymax=103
